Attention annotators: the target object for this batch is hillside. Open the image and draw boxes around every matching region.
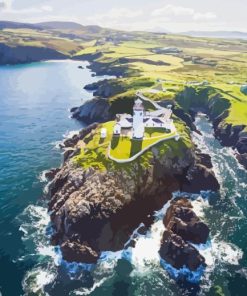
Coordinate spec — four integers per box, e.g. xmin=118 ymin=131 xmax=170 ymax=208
xmin=0 ymin=21 xmax=246 ymax=167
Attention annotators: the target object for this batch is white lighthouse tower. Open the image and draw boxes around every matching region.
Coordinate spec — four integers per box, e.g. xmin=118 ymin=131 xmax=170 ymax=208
xmin=132 ymin=98 xmax=144 ymax=139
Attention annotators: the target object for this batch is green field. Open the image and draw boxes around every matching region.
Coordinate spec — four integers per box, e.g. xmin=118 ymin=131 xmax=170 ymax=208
xmin=1 ymin=23 xmax=246 ymax=161
xmin=73 ymin=118 xmax=192 ymax=169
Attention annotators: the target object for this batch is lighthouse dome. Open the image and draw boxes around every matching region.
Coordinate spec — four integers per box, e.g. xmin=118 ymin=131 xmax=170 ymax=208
xmin=134 ymin=98 xmax=144 ymax=110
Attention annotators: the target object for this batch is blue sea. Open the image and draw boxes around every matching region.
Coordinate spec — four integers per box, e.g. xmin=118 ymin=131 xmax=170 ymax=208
xmin=0 ymin=60 xmax=247 ymax=296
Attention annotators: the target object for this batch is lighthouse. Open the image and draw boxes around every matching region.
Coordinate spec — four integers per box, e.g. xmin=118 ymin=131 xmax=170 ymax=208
xmin=132 ymin=98 xmax=144 ymax=139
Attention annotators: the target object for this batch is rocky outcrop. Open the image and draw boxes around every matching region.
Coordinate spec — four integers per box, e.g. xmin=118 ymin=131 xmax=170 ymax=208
xmin=172 ymin=104 xmax=197 ymax=132
xmin=46 ymin=104 xmax=221 ymax=264
xmin=181 ymin=149 xmax=219 ymax=193
xmin=159 ymin=198 xmax=209 ymax=271
xmin=60 ymin=241 xmax=99 ymax=263
xmin=176 ymin=86 xmax=247 ymax=170
xmin=48 ymin=127 xmax=194 ymax=262
xmin=0 ymin=43 xmax=68 ymax=65
xmin=71 ymin=98 xmax=112 ymax=124
xmin=44 ymin=168 xmax=60 ymax=181
xmin=48 ymin=163 xmax=181 ymax=262
xmin=48 ymin=129 xmax=218 ymax=264
xmin=164 ymin=198 xmax=209 ymax=244
xmin=159 ymin=231 xmax=206 ymax=271
xmin=60 ymin=123 xmax=98 ymax=149
xmin=213 ymin=121 xmax=247 ymax=169
xmin=84 ymin=79 xmax=126 ymax=98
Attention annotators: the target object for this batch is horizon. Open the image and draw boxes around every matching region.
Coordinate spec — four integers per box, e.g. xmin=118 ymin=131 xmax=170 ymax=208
xmin=0 ymin=0 xmax=246 ymax=33
xmin=1 ymin=19 xmax=247 ymax=34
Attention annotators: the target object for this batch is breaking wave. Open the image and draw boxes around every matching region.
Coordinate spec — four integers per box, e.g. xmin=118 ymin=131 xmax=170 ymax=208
xmin=19 ymin=113 xmax=247 ymax=295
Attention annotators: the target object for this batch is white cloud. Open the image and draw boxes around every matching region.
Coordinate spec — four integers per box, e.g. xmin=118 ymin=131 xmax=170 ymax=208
xmin=87 ymin=7 xmax=143 ymax=24
xmin=152 ymin=5 xmax=194 ymax=17
xmin=193 ymin=12 xmax=216 ymax=21
xmin=0 ymin=0 xmax=53 ymax=14
xmin=41 ymin=5 xmax=53 ymax=12
xmin=151 ymin=4 xmax=216 ymax=22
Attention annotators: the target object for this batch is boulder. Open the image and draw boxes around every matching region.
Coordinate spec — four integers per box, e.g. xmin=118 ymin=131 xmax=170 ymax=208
xmin=60 ymin=123 xmax=98 ymax=149
xmin=159 ymin=231 xmax=205 ymax=271
xmin=236 ymin=136 xmax=247 ymax=154
xmin=61 ymin=241 xmax=99 ymax=264
xmin=164 ymin=198 xmax=209 ymax=244
xmin=181 ymin=162 xmax=219 ymax=193
xmin=236 ymin=153 xmax=247 ymax=170
xmin=44 ymin=168 xmax=60 ymax=181
xmin=71 ymin=98 xmax=112 ymax=124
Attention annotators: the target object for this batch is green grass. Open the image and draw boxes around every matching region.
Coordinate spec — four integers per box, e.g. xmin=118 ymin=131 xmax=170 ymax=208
xmin=2 ymin=26 xmax=246 ymax=136
xmin=73 ymin=118 xmax=192 ymax=170
xmin=110 ymin=130 xmax=176 ymax=161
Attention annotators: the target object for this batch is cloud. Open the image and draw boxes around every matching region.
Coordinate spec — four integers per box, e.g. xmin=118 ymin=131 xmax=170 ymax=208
xmin=0 ymin=2 xmax=53 ymax=15
xmin=41 ymin=5 xmax=53 ymax=12
xmin=87 ymin=7 xmax=143 ymax=24
xmin=152 ymin=5 xmax=194 ymax=17
xmin=151 ymin=4 xmax=216 ymax=22
xmin=193 ymin=12 xmax=216 ymax=21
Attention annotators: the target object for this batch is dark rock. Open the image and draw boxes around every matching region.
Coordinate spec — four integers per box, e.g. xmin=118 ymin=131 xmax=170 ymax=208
xmin=159 ymin=231 xmax=206 ymax=271
xmin=181 ymin=162 xmax=219 ymax=193
xmin=71 ymin=98 xmax=112 ymax=124
xmin=48 ymin=138 xmax=194 ymax=263
xmin=0 ymin=43 xmax=68 ymax=65
xmin=62 ymin=135 xmax=79 ymax=148
xmin=61 ymin=241 xmax=99 ymax=263
xmin=236 ymin=135 xmax=247 ymax=154
xmin=61 ymin=123 xmax=98 ymax=149
xmin=137 ymin=225 xmax=148 ymax=236
xmin=236 ymin=153 xmax=247 ymax=170
xmin=164 ymin=198 xmax=210 ymax=244
xmin=44 ymin=168 xmax=60 ymax=181
xmin=215 ymin=124 xmax=245 ymax=147
xmin=63 ymin=148 xmax=80 ymax=162
xmin=70 ymin=107 xmax=78 ymax=113
xmin=173 ymin=104 xmax=197 ymax=131
xmin=196 ymin=153 xmax=213 ymax=169
xmin=124 ymin=239 xmax=136 ymax=249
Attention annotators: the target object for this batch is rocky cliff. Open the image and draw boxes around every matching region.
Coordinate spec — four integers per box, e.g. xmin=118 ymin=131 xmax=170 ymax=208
xmin=0 ymin=43 xmax=68 ymax=65
xmin=176 ymin=86 xmax=247 ymax=170
xmin=47 ymin=120 xmax=218 ymax=264
xmin=159 ymin=198 xmax=209 ymax=274
xmin=71 ymin=98 xmax=112 ymax=123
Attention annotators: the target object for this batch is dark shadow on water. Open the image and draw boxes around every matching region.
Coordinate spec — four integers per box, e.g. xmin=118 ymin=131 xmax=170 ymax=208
xmin=130 ymin=139 xmax=142 ymax=157
xmin=112 ymin=259 xmax=132 ymax=296
xmin=176 ymin=279 xmax=201 ymax=296
xmin=44 ymin=266 xmax=94 ymax=296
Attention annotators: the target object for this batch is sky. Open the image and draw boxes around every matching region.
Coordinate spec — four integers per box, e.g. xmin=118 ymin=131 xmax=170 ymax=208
xmin=0 ymin=0 xmax=246 ymax=32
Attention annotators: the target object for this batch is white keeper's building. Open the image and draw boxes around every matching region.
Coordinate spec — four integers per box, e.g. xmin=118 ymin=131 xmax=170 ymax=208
xmin=113 ymin=97 xmax=174 ymax=139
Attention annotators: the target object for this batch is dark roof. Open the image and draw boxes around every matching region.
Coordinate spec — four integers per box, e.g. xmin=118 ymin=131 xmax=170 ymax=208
xmin=126 ymin=118 xmax=133 ymax=123
xmin=152 ymin=118 xmax=163 ymax=124
xmin=144 ymin=118 xmax=149 ymax=123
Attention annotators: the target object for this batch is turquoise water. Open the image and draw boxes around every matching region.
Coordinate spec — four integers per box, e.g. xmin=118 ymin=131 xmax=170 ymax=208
xmin=0 ymin=61 xmax=247 ymax=296
xmin=0 ymin=60 xmax=108 ymax=295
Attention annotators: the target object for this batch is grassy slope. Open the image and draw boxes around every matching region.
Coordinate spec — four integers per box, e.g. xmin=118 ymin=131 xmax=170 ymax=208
xmin=75 ymin=36 xmax=247 ymax=130
xmin=74 ymin=118 xmax=192 ymax=170
xmin=1 ymin=25 xmax=246 ymax=162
